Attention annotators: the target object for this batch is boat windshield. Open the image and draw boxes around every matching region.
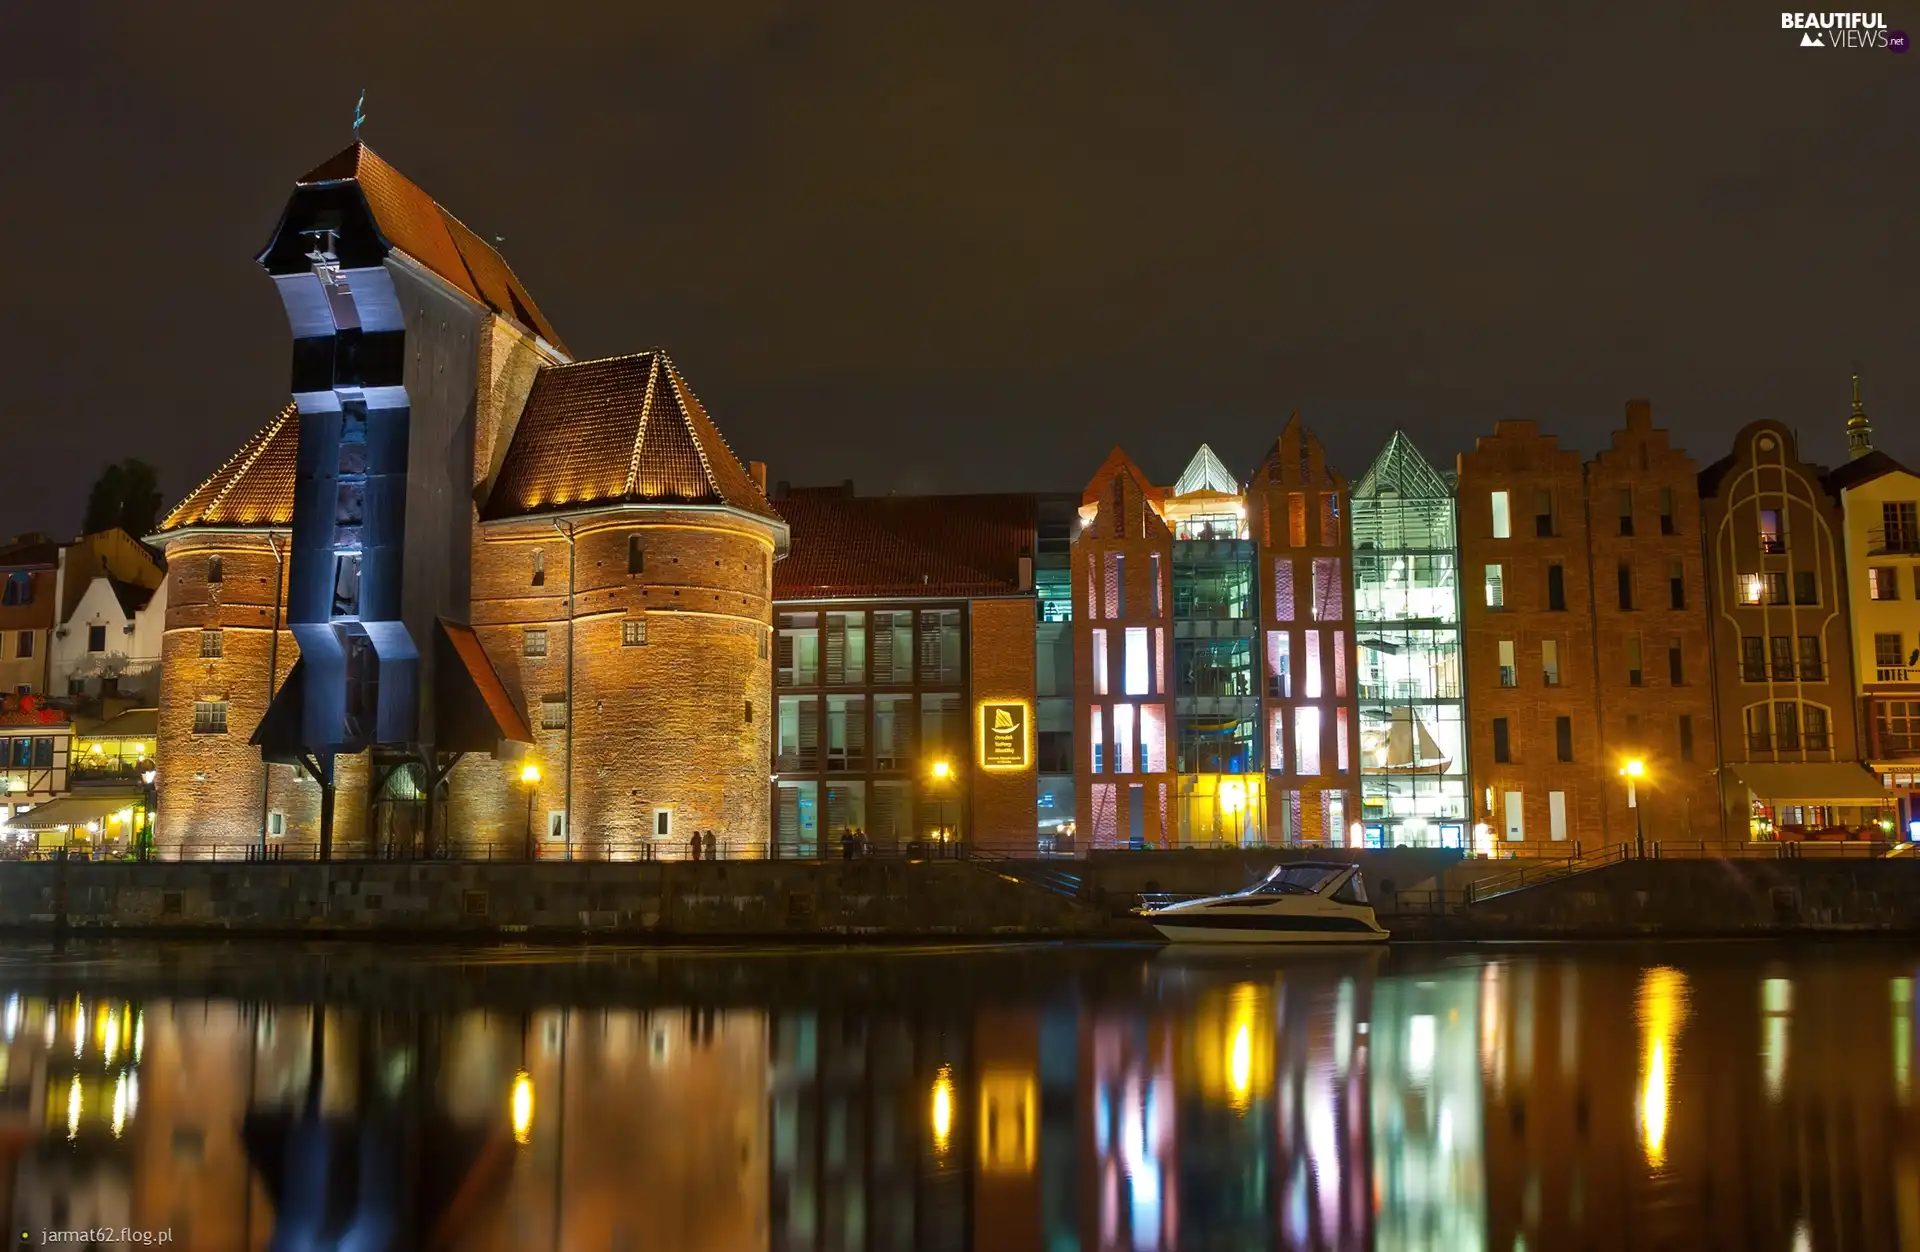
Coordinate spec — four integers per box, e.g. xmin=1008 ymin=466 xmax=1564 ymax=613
xmin=1235 ymin=864 xmax=1345 ymax=897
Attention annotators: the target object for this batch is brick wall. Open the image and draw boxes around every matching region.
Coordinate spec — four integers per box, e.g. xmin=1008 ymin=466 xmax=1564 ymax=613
xmin=1459 ymin=421 xmax=1608 ymax=851
xmin=968 ymin=597 xmax=1037 ymax=852
xmin=469 ymin=510 xmax=777 ymax=858
xmin=1586 ymin=401 xmax=1724 ymax=840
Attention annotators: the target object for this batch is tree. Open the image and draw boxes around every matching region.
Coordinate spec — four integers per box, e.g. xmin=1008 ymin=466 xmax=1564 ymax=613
xmin=82 ymin=459 xmax=165 ymax=539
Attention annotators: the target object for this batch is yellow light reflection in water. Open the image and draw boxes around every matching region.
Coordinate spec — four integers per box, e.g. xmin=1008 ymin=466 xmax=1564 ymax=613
xmin=111 ymin=1072 xmax=129 ymax=1139
xmin=930 ymin=1065 xmax=955 ymax=1157
xmin=1895 ymin=978 xmax=1912 ymax=1105
xmin=65 ymin=1075 xmax=80 ymax=1142
xmin=510 ymin=1070 xmax=534 ymax=1144
xmin=1194 ymin=982 xmax=1272 ymax=1114
xmin=1636 ymin=966 xmax=1690 ymax=1171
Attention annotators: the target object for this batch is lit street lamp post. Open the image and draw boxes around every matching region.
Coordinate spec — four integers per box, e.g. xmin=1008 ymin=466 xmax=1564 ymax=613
xmin=930 ymin=759 xmax=953 ymax=858
xmin=139 ymin=767 xmax=157 ymax=862
xmin=520 ymin=763 xmax=542 ymax=861
xmin=1621 ymin=758 xmax=1646 ymax=858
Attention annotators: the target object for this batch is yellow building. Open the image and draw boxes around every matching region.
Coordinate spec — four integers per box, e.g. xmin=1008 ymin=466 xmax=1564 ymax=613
xmin=1827 ymin=379 xmax=1920 ymax=836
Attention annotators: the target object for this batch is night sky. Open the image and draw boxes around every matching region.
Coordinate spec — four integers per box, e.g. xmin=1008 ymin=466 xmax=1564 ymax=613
xmin=2 ymin=3 xmax=1911 ymax=540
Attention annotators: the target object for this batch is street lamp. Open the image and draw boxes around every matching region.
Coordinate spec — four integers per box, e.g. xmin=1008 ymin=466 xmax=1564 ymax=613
xmin=930 ymin=759 xmax=954 ymax=856
xmin=519 ymin=763 xmax=542 ymax=861
xmin=139 ymin=768 xmax=156 ymax=862
xmin=1620 ymin=758 xmax=1647 ymax=857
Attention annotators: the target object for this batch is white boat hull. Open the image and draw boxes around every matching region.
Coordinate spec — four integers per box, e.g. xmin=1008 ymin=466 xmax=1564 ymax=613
xmin=1151 ymin=919 xmax=1390 ymax=945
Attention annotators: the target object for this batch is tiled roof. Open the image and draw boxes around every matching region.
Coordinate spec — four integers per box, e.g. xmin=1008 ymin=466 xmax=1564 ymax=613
xmin=774 ymin=490 xmax=1038 ymax=600
xmin=1825 ymin=449 xmax=1915 ymax=494
xmin=106 ymin=577 xmax=156 ymax=618
xmin=482 ymin=351 xmax=782 ymax=525
xmin=0 ymin=537 xmax=58 ymax=568
xmin=156 ymin=405 xmax=299 ymax=534
xmin=292 ymin=143 xmax=569 ymax=355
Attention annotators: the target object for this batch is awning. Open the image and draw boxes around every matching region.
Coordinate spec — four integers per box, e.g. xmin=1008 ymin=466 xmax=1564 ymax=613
xmin=76 ymin=708 xmax=158 ymax=742
xmin=435 ymin=619 xmax=534 ymax=750
xmin=6 ymin=791 xmax=144 ymax=831
xmin=1730 ymin=762 xmax=1890 ymax=805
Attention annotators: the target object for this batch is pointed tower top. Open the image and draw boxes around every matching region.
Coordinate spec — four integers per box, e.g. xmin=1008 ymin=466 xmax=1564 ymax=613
xmin=1172 ymin=443 xmax=1240 ymax=497
xmin=1848 ymin=371 xmax=1873 ymax=460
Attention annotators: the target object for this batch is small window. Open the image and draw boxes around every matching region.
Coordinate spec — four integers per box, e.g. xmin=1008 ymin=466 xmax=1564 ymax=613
xmin=1498 ymin=639 xmax=1516 ymax=687
xmin=207 ymin=556 xmax=224 ymax=585
xmin=1617 ymin=563 xmax=1634 ymax=611
xmin=1 ymin=574 xmax=30 ymax=605
xmin=1679 ymin=714 xmax=1695 ymax=761
xmin=1669 ymin=561 xmax=1686 ymax=610
xmin=745 ymin=700 xmax=754 ymax=724
xmin=332 ymin=554 xmax=362 ymax=617
xmin=1542 ymin=639 xmax=1560 ymax=687
xmin=1492 ymin=717 xmax=1511 ymax=764
xmin=628 ymin=535 xmax=645 ymax=575
xmin=192 ymin=701 xmax=229 ymax=735
xmin=1484 ymin=564 xmax=1505 ymax=609
xmin=654 ymin=807 xmax=673 ymax=839
xmin=1534 ymin=489 xmax=1554 ymax=537
xmin=1547 ymin=564 xmax=1566 ymax=611
xmin=541 ymin=695 xmax=567 ymax=729
xmin=86 ymin=624 xmax=106 ymax=653
xmin=532 ymin=550 xmax=546 ymax=588
xmin=1659 ymin=487 xmax=1676 ymax=535
xmin=523 ymin=628 xmax=548 ymax=658
xmin=1626 ymin=635 xmax=1642 ymax=686
xmin=1617 ymin=488 xmax=1634 ymax=536
xmin=200 ymin=629 xmax=223 ymax=658
xmin=623 ymin=618 xmax=647 ymax=647
xmin=1490 ymin=491 xmax=1511 ymax=539
xmin=14 ymin=631 xmax=32 ymax=659
xmin=1555 ymin=716 xmax=1573 ymax=762
xmin=267 ymin=812 xmax=286 ymax=838
xmin=1668 ymin=638 xmax=1684 ymax=685
xmin=757 ymin=628 xmax=768 ymax=659
xmin=1759 ymin=509 xmax=1785 ymax=554
xmin=1793 ymin=571 xmax=1817 ymax=606
xmin=1870 ymin=568 xmax=1900 ymax=601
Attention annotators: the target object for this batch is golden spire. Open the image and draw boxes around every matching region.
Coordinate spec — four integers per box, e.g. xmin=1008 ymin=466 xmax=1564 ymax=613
xmin=1847 ymin=371 xmax=1873 ymax=460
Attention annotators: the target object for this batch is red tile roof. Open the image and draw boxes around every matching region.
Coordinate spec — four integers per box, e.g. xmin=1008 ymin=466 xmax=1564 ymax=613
xmin=774 ymin=490 xmax=1038 ymax=600
xmin=293 ymin=143 xmax=569 ymax=355
xmin=482 ymin=351 xmax=782 ymax=525
xmin=156 ymin=405 xmax=300 ymax=534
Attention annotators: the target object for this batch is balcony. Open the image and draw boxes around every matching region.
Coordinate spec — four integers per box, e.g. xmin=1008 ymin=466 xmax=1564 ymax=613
xmin=1869 ymin=525 xmax=1920 ymax=556
xmin=1760 ymin=534 xmax=1787 ymax=555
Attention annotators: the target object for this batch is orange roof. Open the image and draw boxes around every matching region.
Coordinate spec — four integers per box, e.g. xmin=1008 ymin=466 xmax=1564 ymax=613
xmin=157 ymin=405 xmax=299 ymax=534
xmin=482 ymin=351 xmax=782 ymax=525
xmin=292 ymin=143 xmax=568 ymax=355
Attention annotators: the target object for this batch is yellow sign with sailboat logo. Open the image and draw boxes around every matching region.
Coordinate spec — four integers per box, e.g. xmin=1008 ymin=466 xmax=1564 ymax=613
xmin=978 ymin=700 xmax=1031 ymax=770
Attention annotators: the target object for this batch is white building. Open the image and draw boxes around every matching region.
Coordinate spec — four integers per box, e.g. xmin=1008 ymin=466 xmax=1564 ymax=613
xmin=49 ymin=534 xmax=167 ymax=705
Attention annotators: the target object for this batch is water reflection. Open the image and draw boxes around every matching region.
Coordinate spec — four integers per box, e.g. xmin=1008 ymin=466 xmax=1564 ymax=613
xmin=0 ymin=943 xmax=1916 ymax=1249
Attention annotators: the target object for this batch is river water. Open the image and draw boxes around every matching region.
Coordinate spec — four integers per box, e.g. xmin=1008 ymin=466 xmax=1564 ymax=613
xmin=0 ymin=939 xmax=1914 ymax=1251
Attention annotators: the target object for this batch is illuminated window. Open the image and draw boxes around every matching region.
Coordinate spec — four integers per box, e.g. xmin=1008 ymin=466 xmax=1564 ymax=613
xmin=1268 ymin=707 xmax=1285 ymax=773
xmin=523 ymin=628 xmax=548 ymax=658
xmin=1304 ymin=631 xmax=1322 ymax=698
xmin=541 ymin=695 xmax=567 ymax=730
xmin=1549 ymin=791 xmax=1568 ymax=840
xmin=1090 ymin=707 xmax=1104 ymax=774
xmin=1266 ymin=631 xmax=1291 ymax=698
xmin=1504 ymin=790 xmax=1525 ymax=840
xmin=1490 ymin=491 xmax=1510 ymax=539
xmin=1542 ymin=639 xmax=1560 ymax=687
xmin=1484 ymin=564 xmax=1505 ymax=609
xmin=1295 ymin=706 xmax=1321 ymax=776
xmin=1336 ymin=707 xmax=1350 ymax=773
xmin=623 ymin=618 xmax=647 ymax=647
xmin=200 ymin=629 xmax=223 ymax=659
xmin=1091 ymin=629 xmax=1109 ymax=696
xmin=1625 ymin=635 xmax=1641 ymax=686
xmin=267 ymin=812 xmax=285 ymax=838
xmin=1759 ymin=509 xmax=1785 ymax=554
xmin=192 ymin=701 xmax=228 ymax=735
xmin=1498 ymin=639 xmax=1516 ymax=687
xmin=1114 ymin=704 xmax=1135 ymax=775
xmin=531 ymin=550 xmax=545 ymax=587
xmin=1124 ymin=627 xmax=1150 ymax=695
xmin=1871 ymin=568 xmax=1901 ymax=600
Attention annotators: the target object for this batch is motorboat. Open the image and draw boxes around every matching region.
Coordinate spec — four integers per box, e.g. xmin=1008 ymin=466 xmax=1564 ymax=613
xmin=1140 ymin=862 xmax=1389 ymax=944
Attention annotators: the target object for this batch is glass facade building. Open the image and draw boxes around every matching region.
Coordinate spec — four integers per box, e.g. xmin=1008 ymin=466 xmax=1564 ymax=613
xmin=1351 ymin=432 xmax=1471 ymax=847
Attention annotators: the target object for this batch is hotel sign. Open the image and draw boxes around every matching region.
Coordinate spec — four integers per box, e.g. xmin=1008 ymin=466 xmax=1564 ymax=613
xmin=978 ymin=701 xmax=1031 ymax=771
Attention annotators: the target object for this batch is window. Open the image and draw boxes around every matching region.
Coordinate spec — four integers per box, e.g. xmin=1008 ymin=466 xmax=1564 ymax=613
xmin=207 ymin=557 xmax=223 ymax=585
xmin=1124 ymin=627 xmax=1150 ymax=695
xmin=192 ymin=701 xmax=228 ymax=735
xmin=531 ymin=550 xmax=545 ymax=587
xmin=1667 ymin=637 xmax=1683 ymax=685
xmin=1793 ymin=571 xmax=1817 ymax=605
xmin=267 ymin=812 xmax=286 ymax=838
xmin=332 ymin=554 xmax=361 ymax=616
xmin=919 ymin=610 xmax=962 ymax=682
xmin=200 ymin=629 xmax=223 ymax=658
xmin=1669 ymin=561 xmax=1686 ymax=610
xmin=1884 ymin=502 xmax=1919 ymax=553
xmin=825 ymin=612 xmax=866 ymax=686
xmin=826 ymin=695 xmax=866 ymax=770
xmin=873 ymin=611 xmax=914 ymax=683
xmin=1555 ymin=716 xmax=1573 ymax=762
xmin=1304 ymin=631 xmax=1322 ymax=698
xmin=744 ymin=700 xmax=753 ymax=724
xmin=1875 ymin=632 xmax=1906 ymax=681
xmin=1503 ymin=790 xmax=1525 ymax=841
xmin=627 ymin=536 xmax=644 ymax=575
xmin=1294 ymin=706 xmax=1321 ymax=776
xmin=1618 ymin=488 xmax=1634 ymax=536
xmin=1311 ymin=557 xmax=1344 ymax=621
xmin=1659 ymin=487 xmax=1676 ymax=535
xmin=1871 ymin=568 xmax=1900 ymax=600
xmin=523 ymin=628 xmax=548 ymax=658
xmin=623 ymin=618 xmax=647 ymax=647
xmin=1534 ymin=489 xmax=1554 ymax=537
xmin=1490 ymin=491 xmax=1511 ymax=539
xmin=1547 ymin=564 xmax=1566 ymax=611
xmin=1498 ymin=639 xmax=1516 ymax=687
xmin=654 ymin=808 xmax=672 ymax=839
xmin=1764 ymin=573 xmax=1790 ymax=605
xmin=1797 ymin=635 xmax=1821 ymax=682
xmin=778 ymin=612 xmax=820 ymax=686
xmin=1 ymin=574 xmax=31 ymax=605
xmin=1484 ymin=564 xmax=1505 ymax=609
xmin=1090 ymin=707 xmax=1104 ymax=774
xmin=1626 ymin=635 xmax=1642 ymax=686
xmin=15 ymin=630 xmax=32 ymax=659
xmin=1492 ymin=717 xmax=1511 ymax=763
xmin=1770 ymin=636 xmax=1794 ymax=681
xmin=1737 ymin=573 xmax=1764 ymax=605
xmin=1273 ymin=559 xmax=1295 ymax=621
xmin=1542 ymin=639 xmax=1560 ymax=687
xmin=1759 ymin=508 xmax=1785 ymax=554
xmin=1549 ymin=791 xmax=1568 ymax=841
xmin=541 ymin=695 xmax=567 ymax=730
xmin=1774 ymin=701 xmax=1799 ymax=750
xmin=1615 ymin=563 xmax=1634 ymax=611
xmin=1266 ymin=631 xmax=1291 ymax=698
xmin=873 ymin=694 xmax=911 ymax=769
xmin=1745 ymin=704 xmax=1772 ymax=751
xmin=1091 ymin=629 xmax=1108 ymax=696
xmin=1679 ymin=713 xmax=1694 ymax=761
xmin=1877 ymin=701 xmax=1920 ymax=755
xmin=1151 ymin=552 xmax=1164 ymax=616
xmin=1803 ymin=704 xmax=1829 ymax=751
xmin=86 ymin=625 xmax=106 ymax=653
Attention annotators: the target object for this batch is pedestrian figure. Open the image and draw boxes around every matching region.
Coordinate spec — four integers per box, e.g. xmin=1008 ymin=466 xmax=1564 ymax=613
xmin=841 ymin=830 xmax=854 ymax=861
xmin=690 ymin=830 xmax=702 ymax=862
xmin=704 ymin=830 xmax=717 ymax=860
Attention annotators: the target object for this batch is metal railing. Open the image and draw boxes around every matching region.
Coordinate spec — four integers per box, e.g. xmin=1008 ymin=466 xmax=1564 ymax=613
xmin=1868 ymin=525 xmax=1920 ymax=555
xmin=1465 ymin=843 xmax=1631 ymax=903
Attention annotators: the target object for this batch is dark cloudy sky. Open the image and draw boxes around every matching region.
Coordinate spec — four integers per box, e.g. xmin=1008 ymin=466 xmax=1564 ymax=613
xmin=1 ymin=2 xmax=1911 ymax=538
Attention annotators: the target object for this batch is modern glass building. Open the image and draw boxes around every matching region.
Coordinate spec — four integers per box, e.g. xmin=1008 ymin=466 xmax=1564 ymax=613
xmin=1351 ymin=432 xmax=1471 ymax=847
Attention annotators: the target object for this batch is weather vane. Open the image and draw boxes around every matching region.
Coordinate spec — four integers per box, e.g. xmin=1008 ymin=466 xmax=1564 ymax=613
xmin=353 ymin=89 xmax=367 ymax=141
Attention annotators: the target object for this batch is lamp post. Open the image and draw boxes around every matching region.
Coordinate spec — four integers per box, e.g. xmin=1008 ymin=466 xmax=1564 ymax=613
xmin=520 ymin=763 xmax=542 ymax=861
xmin=930 ymin=759 xmax=952 ymax=858
xmin=1621 ymin=758 xmax=1646 ymax=858
xmin=139 ymin=768 xmax=156 ymax=862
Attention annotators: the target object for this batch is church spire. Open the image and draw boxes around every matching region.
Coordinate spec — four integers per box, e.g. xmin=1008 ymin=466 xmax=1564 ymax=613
xmin=1847 ymin=371 xmax=1873 ymax=460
